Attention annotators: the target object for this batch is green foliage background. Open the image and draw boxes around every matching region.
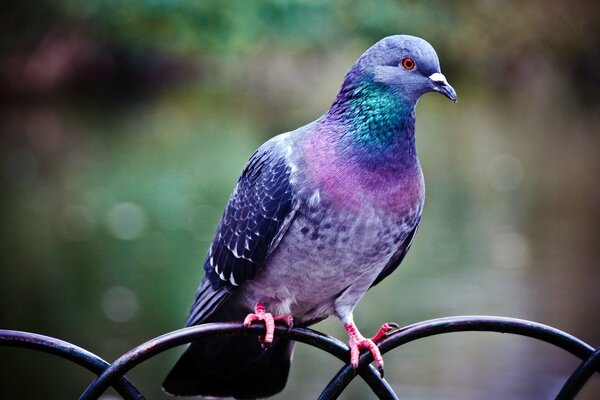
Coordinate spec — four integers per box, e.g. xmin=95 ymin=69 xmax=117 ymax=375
xmin=0 ymin=1 xmax=598 ymax=399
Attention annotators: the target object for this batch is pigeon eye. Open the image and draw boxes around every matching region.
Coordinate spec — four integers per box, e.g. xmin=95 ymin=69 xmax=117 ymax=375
xmin=401 ymin=58 xmax=415 ymax=70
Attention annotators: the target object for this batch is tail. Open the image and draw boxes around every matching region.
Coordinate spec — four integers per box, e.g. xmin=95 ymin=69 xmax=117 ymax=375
xmin=162 ymin=302 xmax=295 ymax=398
xmin=162 ymin=336 xmax=294 ymax=398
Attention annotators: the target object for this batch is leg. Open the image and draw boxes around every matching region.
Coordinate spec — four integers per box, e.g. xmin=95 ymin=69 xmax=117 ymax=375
xmin=343 ymin=315 xmax=399 ymax=377
xmin=243 ymin=302 xmax=294 ymax=346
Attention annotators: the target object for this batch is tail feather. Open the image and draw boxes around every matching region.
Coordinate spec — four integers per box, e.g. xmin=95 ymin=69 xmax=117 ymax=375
xmin=186 ymin=273 xmax=231 ymax=327
xmin=162 ymin=336 xmax=294 ymax=398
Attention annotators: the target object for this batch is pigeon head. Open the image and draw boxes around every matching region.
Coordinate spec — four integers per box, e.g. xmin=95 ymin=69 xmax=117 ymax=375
xmin=350 ymin=35 xmax=457 ymax=104
xmin=327 ymin=35 xmax=456 ymax=157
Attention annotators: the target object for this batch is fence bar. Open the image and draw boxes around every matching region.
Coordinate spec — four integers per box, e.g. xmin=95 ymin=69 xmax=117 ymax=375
xmin=319 ymin=367 xmax=398 ymax=400
xmin=79 ymin=322 xmax=392 ymax=400
xmin=3 ymin=315 xmax=597 ymax=400
xmin=0 ymin=329 xmax=143 ymax=399
xmin=319 ymin=316 xmax=598 ymax=399
xmin=555 ymin=348 xmax=600 ymax=400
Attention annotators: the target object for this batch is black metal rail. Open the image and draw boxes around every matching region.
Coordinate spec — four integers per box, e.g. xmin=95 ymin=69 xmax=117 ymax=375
xmin=0 ymin=329 xmax=142 ymax=399
xmin=0 ymin=315 xmax=597 ymax=399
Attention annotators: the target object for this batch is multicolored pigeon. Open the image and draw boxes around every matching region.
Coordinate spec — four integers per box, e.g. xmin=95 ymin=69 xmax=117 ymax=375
xmin=163 ymin=35 xmax=456 ymax=398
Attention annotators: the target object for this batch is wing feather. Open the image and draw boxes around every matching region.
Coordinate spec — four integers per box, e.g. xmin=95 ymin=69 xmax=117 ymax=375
xmin=370 ymin=222 xmax=420 ymax=288
xmin=186 ymin=141 xmax=298 ymax=326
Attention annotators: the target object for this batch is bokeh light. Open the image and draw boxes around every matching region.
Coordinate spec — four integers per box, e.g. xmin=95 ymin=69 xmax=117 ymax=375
xmin=106 ymin=202 xmax=147 ymax=241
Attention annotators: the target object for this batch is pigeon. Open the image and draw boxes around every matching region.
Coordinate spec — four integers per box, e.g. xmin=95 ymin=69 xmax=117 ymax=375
xmin=163 ymin=35 xmax=456 ymax=398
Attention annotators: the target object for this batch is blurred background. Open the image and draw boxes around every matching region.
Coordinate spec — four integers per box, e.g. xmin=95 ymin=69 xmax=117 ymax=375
xmin=0 ymin=1 xmax=598 ymax=399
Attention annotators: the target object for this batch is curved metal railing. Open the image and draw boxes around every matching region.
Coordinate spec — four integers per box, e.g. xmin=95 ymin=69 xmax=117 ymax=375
xmin=1 ymin=315 xmax=598 ymax=399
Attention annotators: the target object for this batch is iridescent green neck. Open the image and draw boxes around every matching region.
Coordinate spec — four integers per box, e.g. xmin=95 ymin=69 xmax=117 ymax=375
xmin=327 ymin=78 xmax=416 ymax=159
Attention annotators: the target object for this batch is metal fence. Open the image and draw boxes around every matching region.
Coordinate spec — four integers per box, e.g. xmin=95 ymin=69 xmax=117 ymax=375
xmin=1 ymin=315 xmax=598 ymax=399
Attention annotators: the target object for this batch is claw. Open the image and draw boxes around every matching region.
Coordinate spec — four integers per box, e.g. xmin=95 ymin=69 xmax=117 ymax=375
xmin=377 ymin=362 xmax=385 ymax=378
xmin=259 ymin=336 xmax=271 ymax=350
xmin=243 ymin=302 xmax=293 ymax=346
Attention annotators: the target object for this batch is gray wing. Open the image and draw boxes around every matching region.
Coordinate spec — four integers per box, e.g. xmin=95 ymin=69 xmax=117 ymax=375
xmin=186 ymin=143 xmax=298 ymax=326
xmin=370 ymin=222 xmax=420 ymax=288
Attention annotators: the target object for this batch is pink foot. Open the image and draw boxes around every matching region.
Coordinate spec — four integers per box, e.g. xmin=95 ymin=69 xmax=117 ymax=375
xmin=243 ymin=302 xmax=293 ymax=347
xmin=344 ymin=321 xmax=399 ymax=377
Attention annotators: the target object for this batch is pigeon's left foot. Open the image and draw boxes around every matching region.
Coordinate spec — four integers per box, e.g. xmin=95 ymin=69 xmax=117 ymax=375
xmin=344 ymin=322 xmax=399 ymax=377
xmin=243 ymin=302 xmax=294 ymax=347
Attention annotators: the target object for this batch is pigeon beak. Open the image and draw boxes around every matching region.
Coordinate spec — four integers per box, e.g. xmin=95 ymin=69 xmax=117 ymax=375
xmin=429 ymin=73 xmax=457 ymax=102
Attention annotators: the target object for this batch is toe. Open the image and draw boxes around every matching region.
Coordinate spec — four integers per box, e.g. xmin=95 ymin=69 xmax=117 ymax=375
xmin=372 ymin=322 xmax=400 ymax=342
xmin=360 ymin=339 xmax=385 ymax=376
xmin=264 ymin=313 xmax=275 ymax=343
xmin=350 ymin=348 xmax=359 ymax=370
xmin=275 ymin=315 xmax=294 ymax=327
xmin=243 ymin=313 xmax=258 ymax=327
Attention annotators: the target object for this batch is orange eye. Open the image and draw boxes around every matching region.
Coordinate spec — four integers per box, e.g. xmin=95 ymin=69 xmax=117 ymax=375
xmin=401 ymin=58 xmax=415 ymax=70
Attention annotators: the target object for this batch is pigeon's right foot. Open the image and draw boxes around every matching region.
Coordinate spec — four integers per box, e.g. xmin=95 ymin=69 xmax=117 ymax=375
xmin=344 ymin=321 xmax=399 ymax=377
xmin=243 ymin=302 xmax=294 ymax=347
